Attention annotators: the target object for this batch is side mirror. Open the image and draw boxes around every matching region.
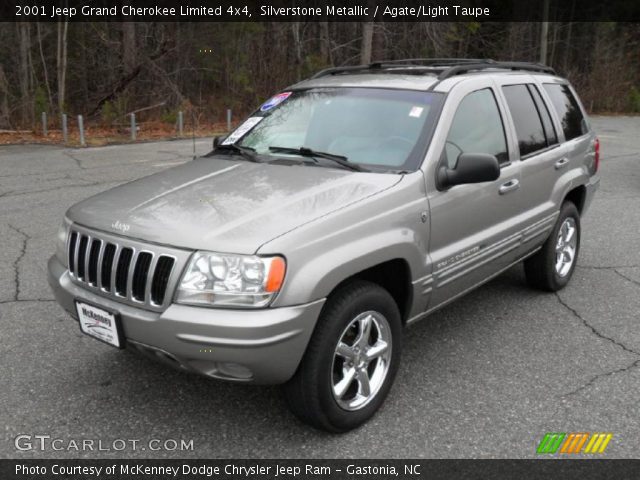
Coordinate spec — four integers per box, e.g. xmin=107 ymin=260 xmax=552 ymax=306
xmin=213 ymin=135 xmax=226 ymax=148
xmin=437 ymin=153 xmax=500 ymax=189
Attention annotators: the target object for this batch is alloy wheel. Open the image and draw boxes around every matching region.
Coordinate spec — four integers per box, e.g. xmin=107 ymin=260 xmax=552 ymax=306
xmin=555 ymin=217 xmax=578 ymax=277
xmin=331 ymin=311 xmax=392 ymax=411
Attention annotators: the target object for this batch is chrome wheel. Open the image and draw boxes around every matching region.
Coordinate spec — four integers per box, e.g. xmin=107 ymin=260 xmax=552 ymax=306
xmin=331 ymin=311 xmax=392 ymax=411
xmin=555 ymin=217 xmax=578 ymax=277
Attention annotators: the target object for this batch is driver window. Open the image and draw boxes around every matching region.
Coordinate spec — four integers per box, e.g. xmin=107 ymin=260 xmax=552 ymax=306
xmin=444 ymin=88 xmax=508 ymax=169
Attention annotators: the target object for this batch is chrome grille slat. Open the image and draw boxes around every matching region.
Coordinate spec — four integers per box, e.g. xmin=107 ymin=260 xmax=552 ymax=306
xmin=88 ymin=238 xmax=102 ymax=286
xmin=125 ymin=249 xmax=138 ymax=300
xmin=100 ymin=243 xmax=116 ymax=292
xmin=144 ymin=255 xmax=159 ymax=305
xmin=66 ymin=226 xmax=186 ymax=312
xmin=110 ymin=244 xmax=121 ymax=294
xmin=73 ymin=235 xmax=80 ymax=277
xmin=112 ymin=246 xmax=122 ymax=295
xmin=83 ymin=235 xmax=92 ymax=283
xmin=68 ymin=231 xmax=78 ymax=275
xmin=132 ymin=252 xmax=153 ymax=302
xmin=77 ymin=235 xmax=89 ymax=280
xmin=151 ymin=256 xmax=175 ymax=306
xmin=96 ymin=240 xmax=106 ymax=289
xmin=115 ymin=247 xmax=133 ymax=297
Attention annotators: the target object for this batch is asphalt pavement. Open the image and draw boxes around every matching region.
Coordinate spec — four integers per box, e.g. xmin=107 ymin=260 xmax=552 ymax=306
xmin=1 ymin=116 xmax=639 ymax=458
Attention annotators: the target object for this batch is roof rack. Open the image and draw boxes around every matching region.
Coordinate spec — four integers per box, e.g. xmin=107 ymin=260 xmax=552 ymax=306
xmin=370 ymin=58 xmax=488 ymax=67
xmin=436 ymin=61 xmax=556 ymax=80
xmin=310 ymin=59 xmax=556 ymax=80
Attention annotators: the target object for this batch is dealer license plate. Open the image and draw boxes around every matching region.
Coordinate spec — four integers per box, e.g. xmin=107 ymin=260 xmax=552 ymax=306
xmin=76 ymin=301 xmax=123 ymax=348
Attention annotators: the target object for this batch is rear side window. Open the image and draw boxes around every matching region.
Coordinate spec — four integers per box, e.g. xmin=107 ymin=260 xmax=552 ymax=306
xmin=528 ymin=85 xmax=558 ymax=146
xmin=444 ymin=88 xmax=508 ymax=168
xmin=543 ymin=84 xmax=588 ymax=140
xmin=502 ymin=84 xmax=547 ymax=157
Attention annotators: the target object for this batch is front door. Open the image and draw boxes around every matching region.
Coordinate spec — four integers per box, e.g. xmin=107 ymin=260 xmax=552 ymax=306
xmin=425 ymin=83 xmax=524 ymax=311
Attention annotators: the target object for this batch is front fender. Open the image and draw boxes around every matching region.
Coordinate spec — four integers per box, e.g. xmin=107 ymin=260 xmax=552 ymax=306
xmin=259 ymin=172 xmax=431 ymax=314
xmin=274 ymin=229 xmax=426 ymax=308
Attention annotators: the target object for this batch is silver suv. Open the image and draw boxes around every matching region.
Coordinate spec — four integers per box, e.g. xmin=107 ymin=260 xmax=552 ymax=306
xmin=49 ymin=59 xmax=600 ymax=432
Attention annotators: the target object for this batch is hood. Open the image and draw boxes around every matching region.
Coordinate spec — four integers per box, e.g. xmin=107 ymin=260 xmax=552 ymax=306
xmin=67 ymin=157 xmax=402 ymax=254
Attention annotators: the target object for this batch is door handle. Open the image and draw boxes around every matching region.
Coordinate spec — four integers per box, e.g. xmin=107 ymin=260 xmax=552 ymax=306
xmin=499 ymin=178 xmax=520 ymax=195
xmin=555 ymin=157 xmax=570 ymax=169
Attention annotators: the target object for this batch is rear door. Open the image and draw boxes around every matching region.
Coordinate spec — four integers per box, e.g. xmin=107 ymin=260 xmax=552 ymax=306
xmin=541 ymin=81 xmax=595 ymax=179
xmin=493 ymin=78 xmax=567 ymax=245
xmin=424 ymin=79 xmax=525 ymax=311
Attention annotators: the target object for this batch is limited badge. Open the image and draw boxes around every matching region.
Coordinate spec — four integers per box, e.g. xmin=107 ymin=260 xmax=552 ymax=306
xmin=260 ymin=92 xmax=292 ymax=112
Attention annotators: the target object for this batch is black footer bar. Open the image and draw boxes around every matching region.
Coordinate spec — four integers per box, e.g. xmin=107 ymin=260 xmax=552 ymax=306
xmin=3 ymin=459 xmax=640 ymax=480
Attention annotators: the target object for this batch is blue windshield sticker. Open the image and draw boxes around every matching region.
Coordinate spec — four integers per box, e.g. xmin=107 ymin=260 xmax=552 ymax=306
xmin=260 ymin=92 xmax=292 ymax=111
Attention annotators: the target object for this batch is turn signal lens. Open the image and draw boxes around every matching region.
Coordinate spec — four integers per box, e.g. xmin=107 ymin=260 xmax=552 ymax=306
xmin=266 ymin=256 xmax=286 ymax=293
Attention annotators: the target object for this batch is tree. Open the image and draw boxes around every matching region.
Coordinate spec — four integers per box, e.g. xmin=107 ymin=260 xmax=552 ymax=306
xmin=0 ymin=64 xmax=9 ymax=128
xmin=540 ymin=0 xmax=550 ymax=63
xmin=17 ymin=22 xmax=31 ymax=124
xmin=56 ymin=19 xmax=69 ymax=113
xmin=0 ymin=20 xmax=638 ymax=130
xmin=122 ymin=23 xmax=136 ymax=74
xmin=360 ymin=22 xmax=373 ymax=64
xmin=36 ymin=22 xmax=53 ymax=111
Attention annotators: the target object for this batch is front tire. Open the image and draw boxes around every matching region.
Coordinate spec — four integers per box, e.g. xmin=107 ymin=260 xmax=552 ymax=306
xmin=283 ymin=281 xmax=402 ymax=432
xmin=524 ymin=201 xmax=581 ymax=291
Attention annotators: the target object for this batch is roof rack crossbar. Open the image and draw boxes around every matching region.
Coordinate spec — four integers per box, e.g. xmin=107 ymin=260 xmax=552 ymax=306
xmin=436 ymin=61 xmax=556 ymax=80
xmin=310 ymin=59 xmax=488 ymax=79
xmin=369 ymin=58 xmax=489 ymax=67
xmin=310 ymin=59 xmax=556 ymax=80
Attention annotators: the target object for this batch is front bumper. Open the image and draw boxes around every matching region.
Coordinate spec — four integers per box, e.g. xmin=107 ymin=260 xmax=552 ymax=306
xmin=48 ymin=255 xmax=324 ymax=384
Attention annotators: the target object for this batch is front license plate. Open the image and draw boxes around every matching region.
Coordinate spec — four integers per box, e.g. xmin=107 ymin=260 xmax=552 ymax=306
xmin=76 ymin=301 xmax=123 ymax=348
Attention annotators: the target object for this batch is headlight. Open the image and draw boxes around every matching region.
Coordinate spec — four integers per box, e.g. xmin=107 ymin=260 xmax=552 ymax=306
xmin=55 ymin=219 xmax=70 ymax=266
xmin=176 ymin=251 xmax=286 ymax=308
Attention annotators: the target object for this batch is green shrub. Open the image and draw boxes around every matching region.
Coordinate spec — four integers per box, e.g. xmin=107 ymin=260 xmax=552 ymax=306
xmin=161 ymin=111 xmax=177 ymax=124
xmin=34 ymin=86 xmax=48 ymax=116
xmin=101 ymin=101 xmax=117 ymax=126
xmin=630 ymin=86 xmax=640 ymax=113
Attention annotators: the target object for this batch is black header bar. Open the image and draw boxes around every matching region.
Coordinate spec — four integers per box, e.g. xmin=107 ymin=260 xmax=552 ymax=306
xmin=3 ymin=0 xmax=640 ymax=22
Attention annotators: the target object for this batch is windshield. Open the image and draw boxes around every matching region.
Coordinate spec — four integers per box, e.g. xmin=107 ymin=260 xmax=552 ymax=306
xmin=234 ymin=88 xmax=443 ymax=171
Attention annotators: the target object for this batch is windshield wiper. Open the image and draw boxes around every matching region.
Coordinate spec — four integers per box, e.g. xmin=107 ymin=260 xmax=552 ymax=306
xmin=212 ymin=144 xmax=263 ymax=163
xmin=268 ymin=146 xmax=368 ymax=172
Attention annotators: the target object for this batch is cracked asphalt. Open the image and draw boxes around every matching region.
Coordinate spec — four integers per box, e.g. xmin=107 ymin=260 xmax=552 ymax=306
xmin=1 ymin=116 xmax=639 ymax=459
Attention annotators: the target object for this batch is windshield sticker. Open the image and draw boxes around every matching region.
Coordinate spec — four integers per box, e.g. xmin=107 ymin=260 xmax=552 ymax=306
xmin=409 ymin=106 xmax=424 ymax=118
xmin=260 ymin=92 xmax=292 ymax=112
xmin=221 ymin=117 xmax=264 ymax=145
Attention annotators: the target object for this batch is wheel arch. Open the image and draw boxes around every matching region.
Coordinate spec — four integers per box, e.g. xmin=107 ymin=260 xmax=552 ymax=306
xmin=563 ymin=184 xmax=587 ymax=214
xmin=326 ymin=258 xmax=413 ymax=324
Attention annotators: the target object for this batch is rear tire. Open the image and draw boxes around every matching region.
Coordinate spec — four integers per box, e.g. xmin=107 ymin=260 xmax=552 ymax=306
xmin=283 ymin=281 xmax=402 ymax=432
xmin=524 ymin=201 xmax=581 ymax=291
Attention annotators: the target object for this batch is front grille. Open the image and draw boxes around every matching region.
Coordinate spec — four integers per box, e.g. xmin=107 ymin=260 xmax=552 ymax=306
xmin=115 ymin=247 xmax=133 ymax=296
xmin=68 ymin=232 xmax=78 ymax=273
xmin=101 ymin=243 xmax=116 ymax=291
xmin=67 ymin=228 xmax=181 ymax=310
xmin=88 ymin=239 xmax=101 ymax=285
xmin=77 ymin=235 xmax=88 ymax=280
xmin=132 ymin=252 xmax=152 ymax=301
xmin=151 ymin=256 xmax=175 ymax=305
